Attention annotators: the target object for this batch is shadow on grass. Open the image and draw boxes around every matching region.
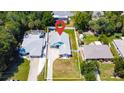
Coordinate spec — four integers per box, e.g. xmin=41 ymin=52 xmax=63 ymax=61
xmin=0 ymin=57 xmax=24 ymax=81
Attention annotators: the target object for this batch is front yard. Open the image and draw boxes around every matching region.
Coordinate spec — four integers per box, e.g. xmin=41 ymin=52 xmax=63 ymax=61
xmin=11 ymin=59 xmax=30 ymax=81
xmin=99 ymin=62 xmax=124 ymax=81
xmin=53 ymin=29 xmax=83 ymax=80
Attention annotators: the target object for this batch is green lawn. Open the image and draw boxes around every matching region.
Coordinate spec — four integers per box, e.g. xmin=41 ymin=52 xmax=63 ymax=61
xmin=11 ymin=59 xmax=30 ymax=81
xmin=53 ymin=29 xmax=83 ymax=80
xmin=83 ymin=35 xmax=98 ymax=44
xmin=99 ymin=62 xmax=124 ymax=81
xmin=65 ymin=29 xmax=77 ymax=50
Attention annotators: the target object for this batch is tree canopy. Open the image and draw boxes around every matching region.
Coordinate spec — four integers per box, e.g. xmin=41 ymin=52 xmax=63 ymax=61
xmin=74 ymin=11 xmax=124 ymax=36
xmin=0 ymin=11 xmax=54 ymax=78
xmin=73 ymin=11 xmax=92 ymax=33
xmin=81 ymin=60 xmax=99 ymax=81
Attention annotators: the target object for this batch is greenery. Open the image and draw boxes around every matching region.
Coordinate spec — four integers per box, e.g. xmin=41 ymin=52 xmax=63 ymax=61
xmin=74 ymin=11 xmax=124 ymax=36
xmin=83 ymin=35 xmax=98 ymax=44
xmin=73 ymin=11 xmax=92 ymax=33
xmin=98 ymin=34 xmax=109 ymax=44
xmin=11 ymin=59 xmax=30 ymax=81
xmin=99 ymin=62 xmax=124 ymax=81
xmin=114 ymin=58 xmax=124 ymax=78
xmin=89 ymin=11 xmax=123 ymax=36
xmin=81 ymin=60 xmax=99 ymax=81
xmin=0 ymin=30 xmax=17 ymax=74
xmin=110 ymin=42 xmax=120 ymax=58
xmin=0 ymin=12 xmax=54 ymax=79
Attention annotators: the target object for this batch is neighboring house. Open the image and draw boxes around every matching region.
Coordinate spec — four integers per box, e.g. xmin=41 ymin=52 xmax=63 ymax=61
xmin=49 ymin=31 xmax=72 ymax=58
xmin=53 ymin=11 xmax=74 ymax=23
xmin=19 ymin=30 xmax=46 ymax=58
xmin=83 ymin=45 xmax=114 ymax=60
xmin=113 ymin=39 xmax=124 ymax=58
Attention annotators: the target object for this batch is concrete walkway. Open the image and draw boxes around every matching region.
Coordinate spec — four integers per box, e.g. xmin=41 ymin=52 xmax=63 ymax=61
xmin=47 ymin=48 xmax=59 ymax=81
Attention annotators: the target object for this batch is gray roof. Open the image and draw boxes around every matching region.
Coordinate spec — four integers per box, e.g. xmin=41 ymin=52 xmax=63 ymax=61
xmin=22 ymin=31 xmax=45 ymax=57
xmin=83 ymin=45 xmax=113 ymax=60
xmin=49 ymin=31 xmax=71 ymax=55
xmin=113 ymin=39 xmax=124 ymax=57
xmin=53 ymin=11 xmax=74 ymax=17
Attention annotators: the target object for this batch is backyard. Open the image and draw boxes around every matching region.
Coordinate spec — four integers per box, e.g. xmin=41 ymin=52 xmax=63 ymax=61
xmin=53 ymin=29 xmax=83 ymax=80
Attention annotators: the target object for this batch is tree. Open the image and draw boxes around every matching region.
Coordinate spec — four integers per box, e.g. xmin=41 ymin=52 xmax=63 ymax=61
xmin=41 ymin=11 xmax=54 ymax=29
xmin=73 ymin=12 xmax=92 ymax=33
xmin=98 ymin=34 xmax=109 ymax=45
xmin=5 ymin=21 xmax=21 ymax=41
xmin=0 ymin=29 xmax=17 ymax=73
xmin=89 ymin=20 xmax=100 ymax=33
xmin=0 ymin=11 xmax=55 ymax=80
xmin=28 ymin=21 xmax=34 ymax=30
xmin=89 ymin=11 xmax=123 ymax=36
xmin=34 ymin=19 xmax=41 ymax=29
xmin=81 ymin=60 xmax=99 ymax=81
xmin=114 ymin=58 xmax=124 ymax=78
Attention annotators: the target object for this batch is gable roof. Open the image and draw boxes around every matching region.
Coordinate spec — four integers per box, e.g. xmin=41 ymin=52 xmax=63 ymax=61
xmin=83 ymin=45 xmax=113 ymax=60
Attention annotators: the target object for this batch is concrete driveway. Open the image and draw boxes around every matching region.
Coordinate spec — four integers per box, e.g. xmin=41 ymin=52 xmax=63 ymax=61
xmin=28 ymin=58 xmax=39 ymax=81
xmin=47 ymin=47 xmax=59 ymax=81
xmin=28 ymin=58 xmax=46 ymax=81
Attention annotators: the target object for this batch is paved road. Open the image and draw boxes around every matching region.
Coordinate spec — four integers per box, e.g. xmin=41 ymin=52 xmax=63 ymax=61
xmin=47 ymin=47 xmax=59 ymax=81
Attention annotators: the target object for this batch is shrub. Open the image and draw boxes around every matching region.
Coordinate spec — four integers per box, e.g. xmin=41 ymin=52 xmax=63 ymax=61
xmin=114 ymin=58 xmax=124 ymax=78
xmin=81 ymin=60 xmax=99 ymax=81
xmin=98 ymin=34 xmax=109 ymax=45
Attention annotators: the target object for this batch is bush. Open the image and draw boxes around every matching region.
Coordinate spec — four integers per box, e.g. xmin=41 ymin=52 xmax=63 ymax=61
xmin=114 ymin=58 xmax=124 ymax=78
xmin=98 ymin=34 xmax=109 ymax=45
xmin=81 ymin=60 xmax=99 ymax=81
xmin=85 ymin=71 xmax=96 ymax=81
